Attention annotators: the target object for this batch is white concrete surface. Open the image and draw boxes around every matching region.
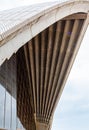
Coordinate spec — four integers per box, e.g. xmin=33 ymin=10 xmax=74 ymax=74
xmin=0 ymin=0 xmax=89 ymax=66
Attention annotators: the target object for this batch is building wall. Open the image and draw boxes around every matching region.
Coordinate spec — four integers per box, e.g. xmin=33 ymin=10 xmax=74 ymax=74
xmin=0 ymin=55 xmax=25 ymax=130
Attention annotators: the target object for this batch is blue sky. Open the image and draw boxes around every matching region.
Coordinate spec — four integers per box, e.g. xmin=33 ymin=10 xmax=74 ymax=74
xmin=0 ymin=0 xmax=89 ymax=130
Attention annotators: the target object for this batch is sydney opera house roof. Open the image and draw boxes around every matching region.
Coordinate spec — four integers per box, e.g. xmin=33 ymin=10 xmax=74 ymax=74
xmin=0 ymin=0 xmax=89 ymax=130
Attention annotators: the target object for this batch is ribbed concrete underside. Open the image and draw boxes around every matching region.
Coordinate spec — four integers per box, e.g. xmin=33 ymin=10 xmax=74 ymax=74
xmin=16 ymin=13 xmax=86 ymax=130
xmin=0 ymin=13 xmax=87 ymax=130
xmin=0 ymin=12 xmax=87 ymax=130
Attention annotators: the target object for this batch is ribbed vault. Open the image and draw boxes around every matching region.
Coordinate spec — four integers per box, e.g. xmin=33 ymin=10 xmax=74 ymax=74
xmin=16 ymin=13 xmax=87 ymax=130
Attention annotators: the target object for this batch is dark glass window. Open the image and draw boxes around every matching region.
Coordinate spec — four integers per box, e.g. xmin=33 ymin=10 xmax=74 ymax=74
xmin=0 ymin=84 xmax=5 ymax=128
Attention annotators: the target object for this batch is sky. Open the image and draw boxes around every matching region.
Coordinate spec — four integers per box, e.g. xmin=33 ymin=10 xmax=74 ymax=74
xmin=0 ymin=0 xmax=89 ymax=130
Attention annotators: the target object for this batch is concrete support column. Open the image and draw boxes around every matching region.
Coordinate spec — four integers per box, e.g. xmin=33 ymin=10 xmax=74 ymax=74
xmin=36 ymin=122 xmax=51 ymax=130
xmin=35 ymin=116 xmax=53 ymax=130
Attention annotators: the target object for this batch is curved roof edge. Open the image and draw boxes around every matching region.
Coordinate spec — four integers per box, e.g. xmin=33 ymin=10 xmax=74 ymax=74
xmin=0 ymin=0 xmax=89 ymax=65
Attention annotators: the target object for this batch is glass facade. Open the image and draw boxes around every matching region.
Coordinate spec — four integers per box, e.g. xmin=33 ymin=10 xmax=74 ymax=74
xmin=0 ymin=55 xmax=25 ymax=130
xmin=0 ymin=84 xmax=5 ymax=128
